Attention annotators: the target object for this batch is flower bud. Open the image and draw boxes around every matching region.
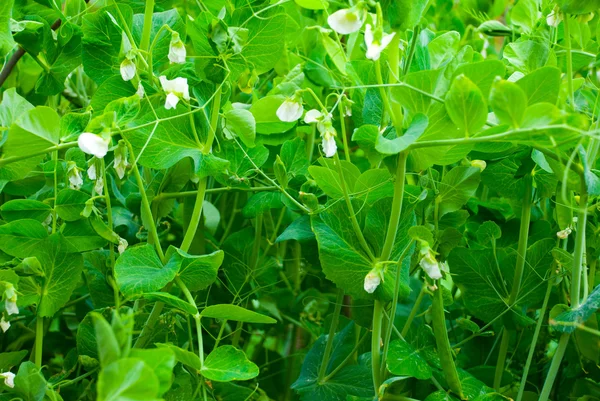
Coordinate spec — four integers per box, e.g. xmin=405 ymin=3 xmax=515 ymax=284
xmin=120 ymin=57 xmax=136 ymax=81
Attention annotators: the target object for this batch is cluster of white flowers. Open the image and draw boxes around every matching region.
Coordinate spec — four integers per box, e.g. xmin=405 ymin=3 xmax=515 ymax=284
xmin=327 ymin=6 xmax=395 ymax=61
xmin=275 ymin=94 xmax=338 ymax=158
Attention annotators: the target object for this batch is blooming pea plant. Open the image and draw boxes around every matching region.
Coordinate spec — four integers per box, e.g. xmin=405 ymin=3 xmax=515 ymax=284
xmin=1 ymin=0 xmax=600 ymax=400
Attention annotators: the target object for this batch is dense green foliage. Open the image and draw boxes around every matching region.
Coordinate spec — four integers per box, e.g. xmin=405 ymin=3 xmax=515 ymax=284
xmin=0 ymin=0 xmax=600 ymax=400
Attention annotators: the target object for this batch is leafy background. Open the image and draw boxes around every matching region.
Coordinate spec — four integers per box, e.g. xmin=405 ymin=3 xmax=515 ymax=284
xmin=0 ymin=0 xmax=599 ymax=401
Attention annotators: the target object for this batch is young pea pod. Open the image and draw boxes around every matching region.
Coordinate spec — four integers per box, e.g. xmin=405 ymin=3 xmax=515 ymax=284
xmin=431 ymin=285 xmax=464 ymax=399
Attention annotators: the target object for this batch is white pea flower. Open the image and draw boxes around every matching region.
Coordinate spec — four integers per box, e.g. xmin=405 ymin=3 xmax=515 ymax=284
xmin=67 ymin=162 xmax=83 ymax=190
xmin=276 ymin=97 xmax=304 ymax=122
xmin=0 ymin=317 xmax=9 ymax=333
xmin=364 ymin=268 xmax=382 ymax=294
xmin=328 ymin=8 xmax=364 ymax=35
xmin=168 ymin=32 xmax=186 ymax=64
xmin=87 ymin=163 xmax=97 ymax=180
xmin=118 ymin=237 xmax=128 ymax=254
xmin=547 ymin=10 xmax=560 ymax=27
xmin=94 ymin=176 xmax=104 ymax=196
xmin=0 ymin=372 xmax=15 ymax=388
xmin=304 ymin=109 xmax=323 ymax=124
xmin=321 ymin=124 xmax=338 ymax=158
xmin=419 ymin=246 xmax=442 ymax=280
xmin=364 ymin=24 xmax=396 ymax=61
xmin=113 ymin=142 xmax=129 ymax=179
xmin=3 ymin=284 xmax=18 ymax=316
xmin=78 ymin=133 xmax=110 ymax=158
xmin=159 ymin=76 xmax=190 ymax=110
xmin=341 ymin=96 xmax=354 ymax=117
xmin=557 ymin=227 xmax=572 ymax=239
xmin=470 ymin=160 xmax=487 ymax=171
xmin=120 ymin=58 xmax=136 ymax=81
xmin=136 ymin=82 xmax=145 ymax=99
xmin=440 ymin=261 xmax=450 ymax=273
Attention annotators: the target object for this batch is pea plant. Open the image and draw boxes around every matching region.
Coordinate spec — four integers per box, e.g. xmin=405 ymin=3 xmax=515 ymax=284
xmin=1 ymin=0 xmax=600 ymax=400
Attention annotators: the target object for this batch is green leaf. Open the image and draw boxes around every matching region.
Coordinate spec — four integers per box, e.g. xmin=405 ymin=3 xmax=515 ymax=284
xmin=202 ymin=345 xmax=259 ymax=382
xmin=387 ymin=336 xmax=433 ymax=380
xmin=242 ymin=192 xmax=284 ymax=218
xmin=228 ymin=13 xmax=287 ymax=76
xmin=0 ymin=350 xmax=28 ymax=372
xmin=557 ymin=0 xmax=600 ymax=14
xmin=453 ymin=60 xmax=506 ymax=99
xmin=4 ymin=107 xmax=60 ymax=160
xmin=250 ymin=96 xmax=296 ymax=135
xmin=168 ymin=247 xmax=223 ymax=292
xmin=35 ymin=234 xmax=84 ymax=317
xmin=437 ymin=166 xmax=481 ymax=217
xmin=129 ymin=348 xmax=176 ymax=396
xmin=383 ymin=0 xmax=429 ymax=30
xmin=97 ymin=358 xmax=162 ymax=401
xmin=503 ymin=40 xmax=549 ymax=73
xmin=91 ymin=312 xmax=121 ymax=367
xmin=445 ymin=75 xmax=488 ymax=136
xmin=375 ymin=114 xmax=429 ymax=155
xmin=308 ymin=160 xmax=360 ymax=199
xmin=0 ymin=219 xmax=48 ymax=258
xmin=55 ymin=189 xmax=90 ymax=221
xmin=424 ymin=391 xmax=460 ymax=401
xmin=14 ymin=362 xmax=47 ymax=401
xmin=552 ymin=285 xmax=600 ymax=333
xmin=0 ymin=200 xmax=51 ymax=222
xmin=143 ymin=292 xmax=198 ymax=315
xmin=64 ymin=219 xmax=109 ymax=252
xmin=276 ymin=215 xmax=315 ymax=243
xmin=0 ymin=0 xmax=13 ymax=59
xmin=123 ymin=103 xmax=229 ymax=178
xmin=391 ymin=69 xmax=441 ymax=115
xmin=114 ymin=244 xmax=179 ymax=297
xmin=223 ymin=109 xmax=256 ymax=148
xmin=476 ymin=221 xmax=502 ymax=246
xmin=36 ymin=24 xmax=82 ymax=96
xmin=449 ymin=239 xmax=554 ymax=324
xmin=294 ymin=0 xmax=329 ymax=10
xmin=90 ymin=76 xmax=138 ymax=113
xmin=515 ymin=66 xmax=561 ymax=105
xmin=200 ymin=304 xmax=277 ymax=324
xmin=313 ymin=199 xmax=415 ymax=301
xmin=281 ymin=137 xmax=309 ymax=178
xmin=292 ymin=322 xmax=373 ymax=400
xmin=489 ymin=79 xmax=528 ymax=128
xmin=82 ymin=4 xmax=133 ymax=84
xmin=510 ymin=0 xmax=539 ymax=33
xmin=156 ymin=343 xmax=202 ymax=371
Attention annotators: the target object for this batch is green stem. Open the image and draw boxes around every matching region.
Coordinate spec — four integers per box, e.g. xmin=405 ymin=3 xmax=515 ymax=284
xmin=403 ymin=26 xmax=421 ymax=76
xmin=400 ymin=284 xmax=426 ymax=337
xmin=333 ymin=152 xmax=375 ymax=260
xmin=538 ymin=333 xmax=570 ymax=401
xmin=203 ymin=85 xmax=222 ymax=154
xmin=101 ymin=159 xmax=119 ymax=309
xmin=35 ymin=317 xmax=43 ymax=367
xmin=175 ymin=277 xmax=208 ymax=401
xmin=339 ymin=103 xmax=351 ymax=162
xmin=380 ymin=241 xmax=415 ymax=380
xmin=154 ymin=186 xmax=277 ymax=201
xmin=494 ymin=175 xmax=532 ymax=389
xmin=380 ymin=152 xmax=408 ymax=261
xmin=180 ymin=178 xmax=207 ymax=252
xmin=431 ymin=285 xmax=464 ymax=398
xmin=0 ymin=141 xmax=77 ymax=167
xmin=126 ymin=141 xmax=165 ymax=262
xmin=375 ymin=60 xmax=396 ymax=128
xmin=371 ymin=300 xmax=384 ymax=393
xmin=571 ymin=182 xmax=588 ymax=308
xmin=139 ymin=0 xmax=155 ymax=52
xmin=52 ymin=151 xmax=58 ymax=234
xmin=516 ymin=275 xmax=554 ymax=401
xmin=564 ymin=14 xmax=575 ymax=111
xmin=317 ymin=289 xmax=344 ymax=382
